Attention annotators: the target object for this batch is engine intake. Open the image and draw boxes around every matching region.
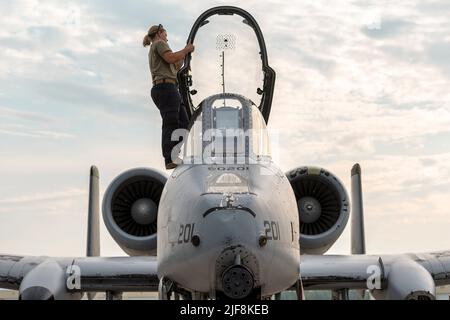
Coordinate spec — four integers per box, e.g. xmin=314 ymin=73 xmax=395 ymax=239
xmin=286 ymin=166 xmax=349 ymax=254
xmin=102 ymin=168 xmax=167 ymax=256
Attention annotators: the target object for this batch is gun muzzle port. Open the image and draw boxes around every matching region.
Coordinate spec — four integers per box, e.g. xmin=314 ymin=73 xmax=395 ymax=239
xmin=221 ymin=265 xmax=254 ymax=299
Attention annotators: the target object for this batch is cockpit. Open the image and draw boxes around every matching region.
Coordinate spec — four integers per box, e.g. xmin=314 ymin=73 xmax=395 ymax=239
xmin=183 ymin=93 xmax=271 ymax=165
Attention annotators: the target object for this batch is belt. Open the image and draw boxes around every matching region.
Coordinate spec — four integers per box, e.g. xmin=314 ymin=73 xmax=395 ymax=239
xmin=153 ymin=78 xmax=177 ymax=85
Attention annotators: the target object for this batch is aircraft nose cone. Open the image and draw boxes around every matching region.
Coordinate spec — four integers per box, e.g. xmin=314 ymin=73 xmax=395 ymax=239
xmin=131 ymin=198 xmax=157 ymax=225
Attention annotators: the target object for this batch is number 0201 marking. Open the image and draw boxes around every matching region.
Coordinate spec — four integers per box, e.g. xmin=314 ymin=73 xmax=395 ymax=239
xmin=264 ymin=220 xmax=280 ymax=241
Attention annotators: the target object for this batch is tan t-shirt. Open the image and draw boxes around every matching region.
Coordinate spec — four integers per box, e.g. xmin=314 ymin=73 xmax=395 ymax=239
xmin=149 ymin=40 xmax=177 ymax=82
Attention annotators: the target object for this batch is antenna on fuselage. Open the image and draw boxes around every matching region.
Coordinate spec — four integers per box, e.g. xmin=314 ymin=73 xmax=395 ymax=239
xmin=216 ymin=34 xmax=235 ymax=107
xmin=220 ymin=51 xmax=225 ymax=106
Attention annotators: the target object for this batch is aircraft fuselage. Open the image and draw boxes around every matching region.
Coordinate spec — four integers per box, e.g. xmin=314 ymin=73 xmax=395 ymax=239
xmin=157 ymin=162 xmax=300 ymax=298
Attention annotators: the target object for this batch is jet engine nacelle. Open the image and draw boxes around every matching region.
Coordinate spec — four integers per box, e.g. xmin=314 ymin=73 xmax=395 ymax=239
xmin=19 ymin=259 xmax=82 ymax=300
xmin=286 ymin=166 xmax=350 ymax=254
xmin=372 ymin=258 xmax=436 ymax=300
xmin=102 ymin=168 xmax=167 ymax=256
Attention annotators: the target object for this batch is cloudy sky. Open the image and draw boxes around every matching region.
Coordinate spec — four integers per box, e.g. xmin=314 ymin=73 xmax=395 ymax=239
xmin=1 ymin=0 xmax=450 ymax=257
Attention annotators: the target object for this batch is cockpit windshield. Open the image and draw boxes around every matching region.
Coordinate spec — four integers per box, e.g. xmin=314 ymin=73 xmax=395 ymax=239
xmin=183 ymin=94 xmax=270 ymax=165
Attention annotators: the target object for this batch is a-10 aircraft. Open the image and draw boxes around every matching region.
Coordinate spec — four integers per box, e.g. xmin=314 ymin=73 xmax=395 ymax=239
xmin=1 ymin=6 xmax=449 ymax=300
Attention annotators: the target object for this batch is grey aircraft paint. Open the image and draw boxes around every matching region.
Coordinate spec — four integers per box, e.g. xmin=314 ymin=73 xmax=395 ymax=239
xmin=155 ymin=95 xmax=300 ymax=298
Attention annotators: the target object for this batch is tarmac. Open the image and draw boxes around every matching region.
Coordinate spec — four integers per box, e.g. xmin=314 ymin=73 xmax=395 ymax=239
xmin=1 ymin=288 xmax=449 ymax=300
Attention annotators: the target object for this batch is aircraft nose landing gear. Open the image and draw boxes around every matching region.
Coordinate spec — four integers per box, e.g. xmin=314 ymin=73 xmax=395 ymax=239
xmin=158 ymin=276 xmax=174 ymax=300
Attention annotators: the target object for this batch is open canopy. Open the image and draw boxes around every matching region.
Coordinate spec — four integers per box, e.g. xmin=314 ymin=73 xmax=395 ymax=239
xmin=178 ymin=6 xmax=275 ymax=123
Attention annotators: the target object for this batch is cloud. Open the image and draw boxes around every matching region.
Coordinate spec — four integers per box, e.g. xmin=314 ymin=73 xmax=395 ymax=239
xmin=0 ymin=188 xmax=86 ymax=205
xmin=426 ymin=41 xmax=450 ymax=78
xmin=0 ymin=128 xmax=76 ymax=139
xmin=1 ymin=0 xmax=450 ymax=256
xmin=417 ymin=1 xmax=450 ymax=13
xmin=0 ymin=106 xmax=56 ymax=123
xmin=361 ymin=18 xmax=415 ymax=39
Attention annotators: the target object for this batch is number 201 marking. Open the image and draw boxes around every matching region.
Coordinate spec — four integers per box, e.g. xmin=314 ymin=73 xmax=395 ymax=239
xmin=178 ymin=223 xmax=195 ymax=244
xmin=264 ymin=220 xmax=280 ymax=241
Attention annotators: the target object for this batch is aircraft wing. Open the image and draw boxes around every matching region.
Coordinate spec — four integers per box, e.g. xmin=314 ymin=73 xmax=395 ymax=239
xmin=68 ymin=256 xmax=159 ymax=292
xmin=300 ymin=251 xmax=450 ymax=299
xmin=0 ymin=255 xmax=46 ymax=290
xmin=0 ymin=254 xmax=159 ymax=298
